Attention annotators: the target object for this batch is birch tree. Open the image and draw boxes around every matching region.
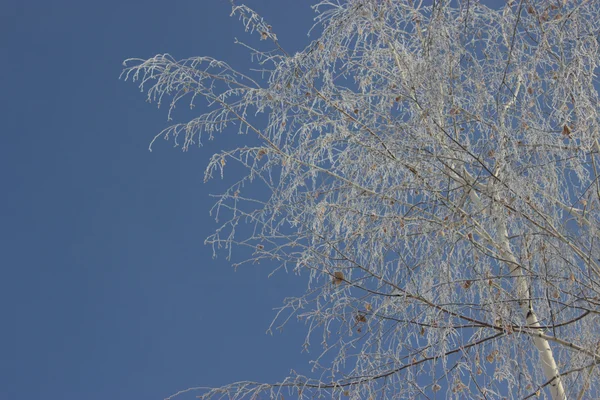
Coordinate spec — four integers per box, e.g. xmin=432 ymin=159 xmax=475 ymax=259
xmin=122 ymin=0 xmax=600 ymax=398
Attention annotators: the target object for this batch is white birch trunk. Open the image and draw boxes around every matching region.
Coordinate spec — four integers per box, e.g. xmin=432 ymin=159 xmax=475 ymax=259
xmin=495 ymin=216 xmax=567 ymax=400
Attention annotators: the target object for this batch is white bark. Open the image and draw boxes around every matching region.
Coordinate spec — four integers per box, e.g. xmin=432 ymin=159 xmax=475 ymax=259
xmin=495 ymin=216 xmax=567 ymax=400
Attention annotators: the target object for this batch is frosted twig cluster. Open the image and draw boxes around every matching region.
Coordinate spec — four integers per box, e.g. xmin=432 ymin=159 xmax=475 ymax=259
xmin=123 ymin=1 xmax=600 ymax=398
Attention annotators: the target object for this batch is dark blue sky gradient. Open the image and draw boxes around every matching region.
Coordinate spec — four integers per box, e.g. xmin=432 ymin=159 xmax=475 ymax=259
xmin=1 ymin=1 xmax=319 ymax=399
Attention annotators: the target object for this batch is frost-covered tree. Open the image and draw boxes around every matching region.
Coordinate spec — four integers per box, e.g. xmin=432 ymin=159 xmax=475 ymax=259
xmin=122 ymin=0 xmax=600 ymax=398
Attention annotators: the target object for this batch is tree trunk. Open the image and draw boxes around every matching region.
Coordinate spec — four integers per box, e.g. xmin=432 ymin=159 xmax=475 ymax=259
xmin=496 ymin=217 xmax=567 ymax=400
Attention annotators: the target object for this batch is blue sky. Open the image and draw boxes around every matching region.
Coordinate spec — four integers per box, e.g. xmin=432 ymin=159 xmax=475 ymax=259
xmin=1 ymin=1 xmax=320 ymax=399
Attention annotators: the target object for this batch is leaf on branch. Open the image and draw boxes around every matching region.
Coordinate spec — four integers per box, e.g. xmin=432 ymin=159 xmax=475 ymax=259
xmin=562 ymin=124 xmax=571 ymax=137
xmin=332 ymin=271 xmax=344 ymax=285
xmin=452 ymin=382 xmax=467 ymax=393
xmin=257 ymin=149 xmax=267 ymax=160
xmin=486 ymin=350 xmax=499 ymax=363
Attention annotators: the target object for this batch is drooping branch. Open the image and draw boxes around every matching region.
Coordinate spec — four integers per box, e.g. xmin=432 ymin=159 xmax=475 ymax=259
xmin=124 ymin=0 xmax=600 ymax=398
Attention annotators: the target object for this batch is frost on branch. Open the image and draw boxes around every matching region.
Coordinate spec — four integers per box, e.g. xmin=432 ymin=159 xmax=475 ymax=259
xmin=124 ymin=1 xmax=600 ymax=399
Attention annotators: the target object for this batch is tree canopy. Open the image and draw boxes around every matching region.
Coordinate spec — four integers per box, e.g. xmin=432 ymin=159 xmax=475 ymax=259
xmin=123 ymin=1 xmax=600 ymax=398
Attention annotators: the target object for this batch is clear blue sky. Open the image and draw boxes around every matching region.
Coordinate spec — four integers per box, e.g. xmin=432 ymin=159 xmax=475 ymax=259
xmin=1 ymin=1 xmax=319 ymax=399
